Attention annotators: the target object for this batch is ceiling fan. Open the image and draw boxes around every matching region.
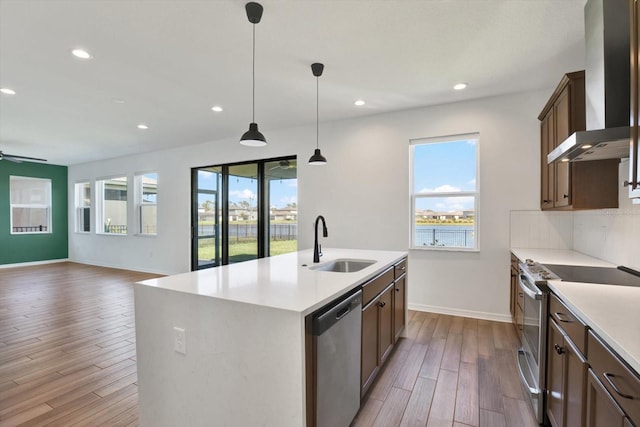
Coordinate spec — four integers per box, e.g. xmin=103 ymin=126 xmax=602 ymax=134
xmin=0 ymin=150 xmax=47 ymax=163
xmin=269 ymin=160 xmax=294 ymax=171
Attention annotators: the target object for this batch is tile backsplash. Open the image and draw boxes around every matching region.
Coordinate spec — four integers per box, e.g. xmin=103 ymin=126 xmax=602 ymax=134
xmin=511 ymin=161 xmax=640 ymax=271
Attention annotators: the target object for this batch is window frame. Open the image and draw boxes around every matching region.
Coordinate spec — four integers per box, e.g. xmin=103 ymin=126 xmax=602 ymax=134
xmin=74 ymin=180 xmax=91 ymax=233
xmin=95 ymin=175 xmax=128 ymax=236
xmin=409 ymin=133 xmax=480 ymax=252
xmin=9 ymin=176 xmax=52 ymax=235
xmin=135 ymin=171 xmax=158 ymax=236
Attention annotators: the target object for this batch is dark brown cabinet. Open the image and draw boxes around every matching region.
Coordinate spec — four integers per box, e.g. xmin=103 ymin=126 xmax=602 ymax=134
xmin=361 ymin=258 xmax=407 ymax=397
xmin=547 ymin=319 xmax=587 ymax=427
xmin=509 ymin=253 xmax=523 ymax=340
xmin=360 ymin=264 xmax=397 ymax=396
xmin=630 ymin=0 xmax=640 ymax=199
xmin=586 ymin=369 xmax=630 ymax=427
xmin=538 ymin=71 xmax=619 ymax=210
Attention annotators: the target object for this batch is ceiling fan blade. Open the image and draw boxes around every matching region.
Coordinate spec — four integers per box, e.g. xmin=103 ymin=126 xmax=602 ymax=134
xmin=3 ymin=156 xmax=22 ymax=163
xmin=3 ymin=153 xmax=47 ymax=162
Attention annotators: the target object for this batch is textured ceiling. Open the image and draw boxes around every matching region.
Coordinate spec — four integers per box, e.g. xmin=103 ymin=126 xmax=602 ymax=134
xmin=0 ymin=0 xmax=587 ymax=165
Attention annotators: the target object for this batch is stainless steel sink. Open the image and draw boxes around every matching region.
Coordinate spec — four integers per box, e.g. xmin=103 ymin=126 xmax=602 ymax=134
xmin=309 ymin=259 xmax=376 ymax=273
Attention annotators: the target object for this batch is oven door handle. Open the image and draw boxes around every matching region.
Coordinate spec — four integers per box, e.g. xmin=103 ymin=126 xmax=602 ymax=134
xmin=519 ymin=276 xmax=542 ymax=301
xmin=517 ymin=348 xmax=541 ymax=397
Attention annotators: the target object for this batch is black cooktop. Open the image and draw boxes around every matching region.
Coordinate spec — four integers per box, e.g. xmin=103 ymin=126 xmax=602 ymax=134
xmin=542 ymin=264 xmax=640 ymax=287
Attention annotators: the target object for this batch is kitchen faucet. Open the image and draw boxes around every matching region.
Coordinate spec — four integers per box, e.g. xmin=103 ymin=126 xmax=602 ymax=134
xmin=313 ymin=215 xmax=328 ymax=263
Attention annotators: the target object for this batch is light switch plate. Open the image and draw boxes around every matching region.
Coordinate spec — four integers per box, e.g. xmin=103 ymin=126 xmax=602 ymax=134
xmin=173 ymin=327 xmax=186 ymax=355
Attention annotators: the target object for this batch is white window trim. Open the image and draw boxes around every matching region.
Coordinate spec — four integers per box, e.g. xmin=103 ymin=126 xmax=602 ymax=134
xmin=95 ymin=175 xmax=128 ymax=236
xmin=409 ymin=133 xmax=480 ymax=252
xmin=9 ymin=176 xmax=52 ymax=235
xmin=74 ymin=180 xmax=91 ymax=234
xmin=134 ymin=171 xmax=157 ymax=237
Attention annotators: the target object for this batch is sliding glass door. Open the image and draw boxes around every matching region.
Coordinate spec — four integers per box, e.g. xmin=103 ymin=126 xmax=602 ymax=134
xmin=191 ymin=156 xmax=297 ymax=270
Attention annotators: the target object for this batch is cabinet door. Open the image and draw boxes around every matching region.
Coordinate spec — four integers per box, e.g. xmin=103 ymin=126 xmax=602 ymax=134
xmin=510 ymin=267 xmax=517 ymax=322
xmin=541 ymin=110 xmax=555 ymax=208
xmin=547 ymin=319 xmax=566 ymax=427
xmin=361 ymin=299 xmax=379 ymax=392
xmin=564 ymin=333 xmax=587 ymax=427
xmin=554 ymin=88 xmax=571 ymax=207
xmin=378 ymin=285 xmax=394 ymax=365
xmin=586 ymin=369 xmax=628 ymax=427
xmin=631 ymin=0 xmax=640 ymax=198
xmin=393 ymin=275 xmax=406 ymax=342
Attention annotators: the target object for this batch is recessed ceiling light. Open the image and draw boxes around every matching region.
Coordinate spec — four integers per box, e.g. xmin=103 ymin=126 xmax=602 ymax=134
xmin=0 ymin=88 xmax=16 ymax=95
xmin=581 ymin=144 xmax=593 ymax=149
xmin=112 ymin=98 xmax=125 ymax=104
xmin=453 ymin=82 xmax=468 ymax=90
xmin=561 ymin=158 xmax=570 ymax=162
xmin=354 ymin=99 xmax=365 ymax=106
xmin=71 ymin=48 xmax=93 ymax=60
xmin=211 ymin=106 xmax=223 ymax=112
xmin=137 ymin=124 xmax=149 ymax=130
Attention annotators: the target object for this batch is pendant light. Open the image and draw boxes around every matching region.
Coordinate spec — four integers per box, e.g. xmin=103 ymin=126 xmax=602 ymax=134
xmin=308 ymin=62 xmax=327 ymax=165
xmin=240 ymin=2 xmax=267 ymax=146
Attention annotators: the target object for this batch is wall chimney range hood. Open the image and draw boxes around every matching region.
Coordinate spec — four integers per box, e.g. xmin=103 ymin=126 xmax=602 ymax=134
xmin=548 ymin=0 xmax=631 ymax=164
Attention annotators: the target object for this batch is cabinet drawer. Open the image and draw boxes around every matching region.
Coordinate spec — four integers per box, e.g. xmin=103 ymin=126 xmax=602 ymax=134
xmin=549 ymin=293 xmax=587 ymax=355
xmin=394 ymin=258 xmax=407 ymax=279
xmin=362 ymin=267 xmax=394 ymax=306
xmin=588 ymin=330 xmax=640 ymax=423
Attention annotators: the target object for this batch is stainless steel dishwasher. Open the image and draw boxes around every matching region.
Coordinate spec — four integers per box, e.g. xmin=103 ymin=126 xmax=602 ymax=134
xmin=313 ymin=289 xmax=362 ymax=427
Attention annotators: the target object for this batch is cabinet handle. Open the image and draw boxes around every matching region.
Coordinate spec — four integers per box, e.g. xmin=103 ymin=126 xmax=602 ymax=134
xmin=554 ymin=312 xmax=572 ymax=323
xmin=395 ymin=287 xmax=400 ymax=292
xmin=399 ymin=266 xmax=406 ymax=271
xmin=554 ymin=344 xmax=565 ymax=355
xmin=563 ymin=194 xmax=569 ymax=199
xmin=543 ymin=199 xmax=552 ymax=203
xmin=603 ymin=372 xmax=639 ymax=400
xmin=378 ymin=301 xmax=386 ymax=308
xmin=624 ymin=180 xmax=638 ymax=187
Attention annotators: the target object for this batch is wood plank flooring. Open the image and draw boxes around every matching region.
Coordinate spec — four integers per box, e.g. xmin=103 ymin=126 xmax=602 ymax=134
xmin=354 ymin=311 xmax=539 ymax=427
xmin=0 ymin=262 xmax=538 ymax=426
xmin=0 ymin=262 xmax=161 ymax=427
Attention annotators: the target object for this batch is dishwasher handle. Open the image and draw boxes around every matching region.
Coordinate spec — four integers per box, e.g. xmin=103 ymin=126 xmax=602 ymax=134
xmin=313 ymin=290 xmax=362 ymax=336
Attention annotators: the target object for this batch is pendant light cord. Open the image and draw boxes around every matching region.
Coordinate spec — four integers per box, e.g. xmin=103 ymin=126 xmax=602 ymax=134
xmin=252 ymin=23 xmax=256 ymax=123
xmin=316 ymin=75 xmax=319 ymax=149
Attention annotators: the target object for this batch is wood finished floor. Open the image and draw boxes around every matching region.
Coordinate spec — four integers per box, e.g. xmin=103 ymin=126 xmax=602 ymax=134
xmin=0 ymin=262 xmax=538 ymax=427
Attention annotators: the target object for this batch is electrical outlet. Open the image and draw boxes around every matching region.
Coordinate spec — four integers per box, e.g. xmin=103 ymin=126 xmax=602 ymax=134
xmin=173 ymin=327 xmax=186 ymax=355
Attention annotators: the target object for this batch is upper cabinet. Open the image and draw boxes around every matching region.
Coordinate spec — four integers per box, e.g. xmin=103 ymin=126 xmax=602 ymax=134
xmin=539 ymin=71 xmax=619 ymax=210
xmin=630 ymin=0 xmax=640 ymax=199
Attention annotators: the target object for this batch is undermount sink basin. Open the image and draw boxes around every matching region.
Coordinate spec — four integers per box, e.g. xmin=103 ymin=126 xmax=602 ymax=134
xmin=309 ymin=259 xmax=376 ymax=273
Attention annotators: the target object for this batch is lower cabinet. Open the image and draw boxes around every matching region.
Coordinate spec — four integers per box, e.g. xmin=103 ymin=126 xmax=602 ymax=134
xmin=361 ymin=283 xmax=394 ymax=395
xmin=546 ymin=293 xmax=640 ymax=427
xmin=361 ymin=258 xmax=407 ymax=397
xmin=547 ymin=318 xmax=587 ymax=427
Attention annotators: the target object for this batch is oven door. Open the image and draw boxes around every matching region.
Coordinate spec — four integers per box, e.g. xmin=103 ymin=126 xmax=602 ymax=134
xmin=516 ymin=273 xmax=545 ymax=424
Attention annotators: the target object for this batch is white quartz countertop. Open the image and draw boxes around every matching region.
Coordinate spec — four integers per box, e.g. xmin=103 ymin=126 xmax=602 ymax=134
xmin=510 ymin=248 xmax=615 ymax=267
xmin=136 ymin=248 xmax=407 ymax=316
xmin=548 ymin=280 xmax=640 ymax=375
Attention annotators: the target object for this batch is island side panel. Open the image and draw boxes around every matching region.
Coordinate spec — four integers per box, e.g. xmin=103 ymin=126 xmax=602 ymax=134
xmin=134 ymin=284 xmax=305 ymax=427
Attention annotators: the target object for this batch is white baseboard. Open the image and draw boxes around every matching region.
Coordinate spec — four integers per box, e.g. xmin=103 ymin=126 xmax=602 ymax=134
xmin=0 ymin=258 xmax=70 ymax=269
xmin=408 ymin=303 xmax=511 ymax=323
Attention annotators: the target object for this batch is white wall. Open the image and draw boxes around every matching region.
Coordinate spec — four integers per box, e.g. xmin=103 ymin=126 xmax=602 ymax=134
xmin=69 ymin=89 xmax=547 ymax=319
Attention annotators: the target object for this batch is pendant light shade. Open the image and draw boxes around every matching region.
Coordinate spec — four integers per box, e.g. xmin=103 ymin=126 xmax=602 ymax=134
xmin=240 ymin=2 xmax=267 ymax=147
xmin=308 ymin=62 xmax=327 ymax=165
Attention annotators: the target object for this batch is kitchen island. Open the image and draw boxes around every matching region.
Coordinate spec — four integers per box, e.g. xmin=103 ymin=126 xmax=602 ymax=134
xmin=134 ymin=248 xmax=407 ymax=427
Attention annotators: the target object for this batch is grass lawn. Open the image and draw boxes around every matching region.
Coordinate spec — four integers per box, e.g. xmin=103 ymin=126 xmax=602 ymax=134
xmin=198 ymin=239 xmax=298 ymax=263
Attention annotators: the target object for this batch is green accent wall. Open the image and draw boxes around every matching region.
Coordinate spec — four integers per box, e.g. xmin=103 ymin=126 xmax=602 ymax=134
xmin=0 ymin=161 xmax=68 ymax=264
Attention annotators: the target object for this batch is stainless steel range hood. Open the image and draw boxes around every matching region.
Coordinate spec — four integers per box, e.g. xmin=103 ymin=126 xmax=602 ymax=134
xmin=548 ymin=0 xmax=630 ymax=164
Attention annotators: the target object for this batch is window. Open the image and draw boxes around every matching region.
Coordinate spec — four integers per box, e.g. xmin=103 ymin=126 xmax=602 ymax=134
xmin=10 ymin=176 xmax=52 ymax=234
xmin=135 ymin=172 xmax=157 ymax=235
xmin=410 ymin=133 xmax=479 ymax=250
xmin=96 ymin=176 xmax=127 ymax=235
xmin=75 ymin=181 xmax=91 ymax=233
xmin=191 ymin=156 xmax=297 ymax=270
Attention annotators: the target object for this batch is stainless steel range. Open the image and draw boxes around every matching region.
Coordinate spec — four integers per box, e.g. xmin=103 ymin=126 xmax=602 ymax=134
xmin=516 ymin=259 xmax=559 ymax=424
